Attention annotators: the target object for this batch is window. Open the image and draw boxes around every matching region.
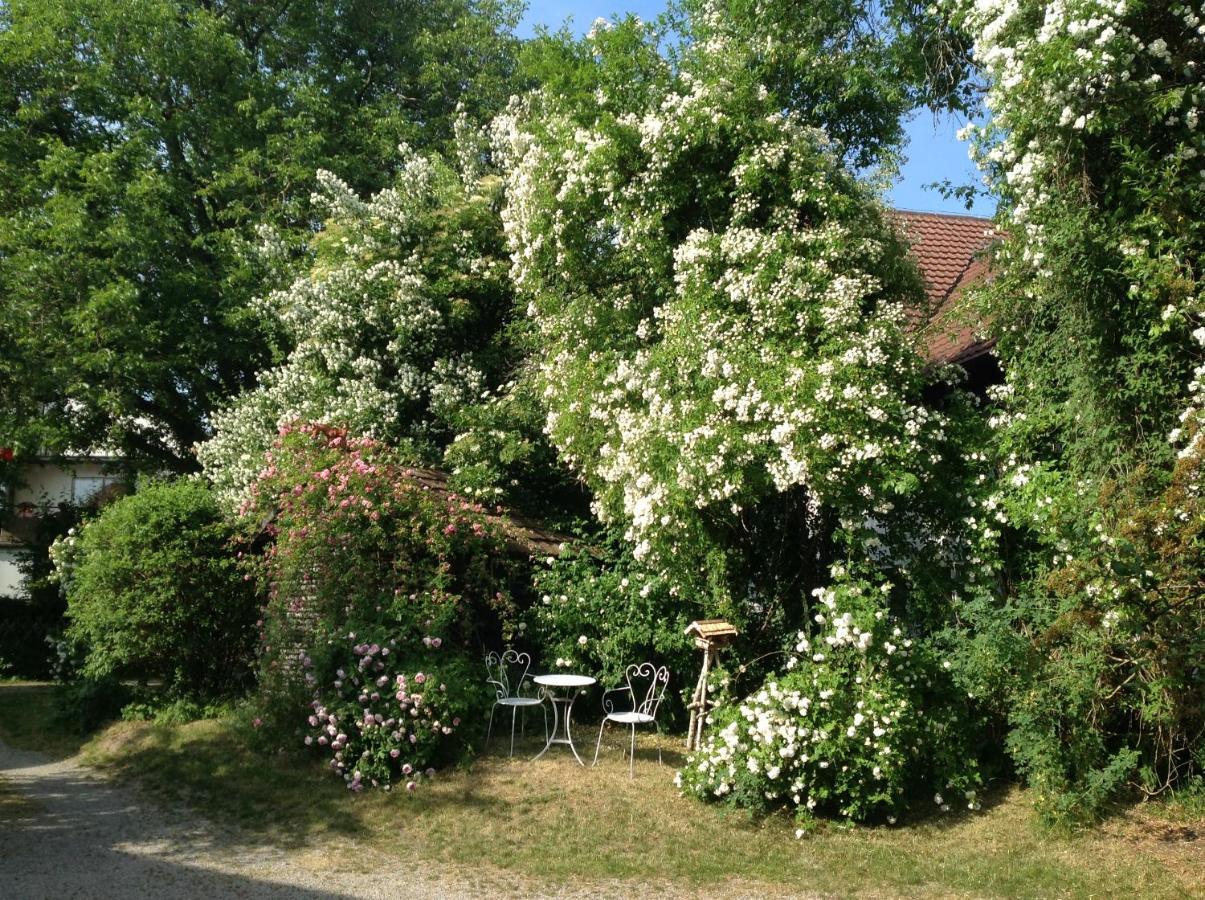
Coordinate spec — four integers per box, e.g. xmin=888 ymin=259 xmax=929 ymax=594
xmin=71 ymin=475 xmax=120 ymax=506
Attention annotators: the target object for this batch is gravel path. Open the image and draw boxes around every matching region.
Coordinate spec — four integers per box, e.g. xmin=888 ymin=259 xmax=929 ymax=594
xmin=0 ymin=738 xmax=513 ymax=899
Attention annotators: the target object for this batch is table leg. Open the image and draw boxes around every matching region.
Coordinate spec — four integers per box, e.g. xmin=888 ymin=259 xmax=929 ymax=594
xmin=530 ymin=692 xmax=587 ymax=765
xmin=563 ymin=694 xmax=585 ymax=766
xmin=531 ymin=690 xmax=559 ymax=761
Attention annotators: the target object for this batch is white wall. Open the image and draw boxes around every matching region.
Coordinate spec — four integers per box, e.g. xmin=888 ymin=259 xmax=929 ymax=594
xmin=13 ymin=460 xmax=119 ymax=509
xmin=1 ymin=458 xmax=124 ymax=599
xmin=0 ymin=548 xmax=25 ymax=598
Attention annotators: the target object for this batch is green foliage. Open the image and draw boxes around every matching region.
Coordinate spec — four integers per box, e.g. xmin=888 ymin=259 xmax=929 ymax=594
xmin=0 ymin=0 xmax=521 ymax=469
xmin=953 ymin=447 xmax=1205 ymax=823
xmin=527 ymin=536 xmax=696 ymax=707
xmin=53 ymin=676 xmax=133 ymax=736
xmin=245 ymin=423 xmax=523 ymax=782
xmin=3 ymin=498 xmax=91 ymax=678
xmin=678 ymin=0 xmax=977 ymax=171
xmin=681 ymin=567 xmax=982 ymax=824
xmin=443 ymin=377 xmax=592 ymax=529
xmin=63 ymin=478 xmax=257 ymax=697
xmin=121 ymin=695 xmax=237 ymax=727
xmin=938 ymin=0 xmax=1205 ymax=820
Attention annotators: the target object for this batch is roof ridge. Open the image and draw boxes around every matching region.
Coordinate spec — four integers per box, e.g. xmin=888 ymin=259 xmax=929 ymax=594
xmin=892 ymin=207 xmax=995 ymax=223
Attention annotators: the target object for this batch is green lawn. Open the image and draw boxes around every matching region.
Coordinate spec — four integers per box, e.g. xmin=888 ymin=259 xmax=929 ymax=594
xmin=0 ymin=682 xmax=1199 ymax=898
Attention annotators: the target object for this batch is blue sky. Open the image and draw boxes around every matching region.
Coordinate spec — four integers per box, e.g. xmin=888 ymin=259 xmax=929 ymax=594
xmin=518 ymin=2 xmax=995 ymax=217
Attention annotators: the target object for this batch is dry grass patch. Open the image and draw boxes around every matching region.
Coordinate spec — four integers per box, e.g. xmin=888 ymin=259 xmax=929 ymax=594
xmin=80 ymin=721 xmax=1201 ymax=898
xmin=1 ymin=683 xmax=1200 ymax=898
xmin=1099 ymin=805 xmax=1205 ymax=897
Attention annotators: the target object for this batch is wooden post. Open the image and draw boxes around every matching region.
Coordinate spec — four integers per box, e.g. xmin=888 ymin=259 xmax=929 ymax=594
xmin=683 ymin=619 xmax=737 ymax=752
xmin=687 ymin=644 xmax=713 ymax=751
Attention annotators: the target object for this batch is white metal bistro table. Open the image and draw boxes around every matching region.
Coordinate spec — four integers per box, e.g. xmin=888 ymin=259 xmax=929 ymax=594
xmin=530 ymin=673 xmax=596 ymax=765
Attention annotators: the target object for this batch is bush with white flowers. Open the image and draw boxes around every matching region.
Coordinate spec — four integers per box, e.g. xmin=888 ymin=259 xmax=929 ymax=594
xmin=929 ymin=0 xmax=1205 ymax=820
xmin=197 ymin=135 xmax=513 ymax=512
xmin=493 ymin=15 xmax=960 ymax=618
xmin=679 ymin=567 xmax=981 ymax=825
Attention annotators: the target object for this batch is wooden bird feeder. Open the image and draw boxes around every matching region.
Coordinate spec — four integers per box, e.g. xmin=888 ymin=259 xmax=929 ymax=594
xmin=684 ymin=619 xmax=738 ymax=751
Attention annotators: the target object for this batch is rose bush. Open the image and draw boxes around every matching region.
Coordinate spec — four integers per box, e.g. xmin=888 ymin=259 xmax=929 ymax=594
xmin=936 ymin=0 xmax=1205 ymax=819
xmin=304 ymin=641 xmax=479 ymax=792
xmin=198 ymin=132 xmax=515 ymax=513
xmin=244 ymin=423 xmax=526 ymax=786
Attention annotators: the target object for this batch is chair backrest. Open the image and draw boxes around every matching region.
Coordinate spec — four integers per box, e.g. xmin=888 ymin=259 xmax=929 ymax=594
xmin=612 ymin=662 xmax=670 ymax=719
xmin=485 ymin=650 xmax=533 ymax=701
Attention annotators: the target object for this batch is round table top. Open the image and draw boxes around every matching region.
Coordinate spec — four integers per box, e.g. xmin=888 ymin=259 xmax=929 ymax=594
xmin=533 ymin=673 xmax=596 ymax=688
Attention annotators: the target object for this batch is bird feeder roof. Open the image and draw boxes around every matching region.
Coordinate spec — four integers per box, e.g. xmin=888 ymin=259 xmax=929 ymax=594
xmin=684 ymin=619 xmax=738 ymax=642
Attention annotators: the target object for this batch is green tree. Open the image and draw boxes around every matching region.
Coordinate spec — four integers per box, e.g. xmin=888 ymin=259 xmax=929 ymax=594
xmin=677 ymin=0 xmax=977 ymax=171
xmin=0 ymin=0 xmax=520 ymax=471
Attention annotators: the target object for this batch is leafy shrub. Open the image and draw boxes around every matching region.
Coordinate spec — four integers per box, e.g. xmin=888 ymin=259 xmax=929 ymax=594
xmin=2 ymin=501 xmax=83 ymax=677
xmin=953 ymin=442 xmax=1205 ymax=822
xmin=680 ymin=567 xmax=982 ymax=825
xmin=528 ymin=536 xmax=695 ymax=709
xmin=62 ymin=478 xmax=257 ymax=698
xmin=246 ymin=423 xmax=522 ymax=786
xmin=120 ymin=696 xmax=237 ymax=726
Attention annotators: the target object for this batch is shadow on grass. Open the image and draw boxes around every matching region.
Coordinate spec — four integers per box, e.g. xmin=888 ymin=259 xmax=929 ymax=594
xmin=82 ymin=719 xmax=369 ymax=848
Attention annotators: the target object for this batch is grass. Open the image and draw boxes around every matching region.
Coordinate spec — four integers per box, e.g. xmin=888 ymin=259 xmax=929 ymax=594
xmin=0 ymin=682 xmax=1201 ymax=898
xmin=0 ymin=681 xmax=90 ymax=758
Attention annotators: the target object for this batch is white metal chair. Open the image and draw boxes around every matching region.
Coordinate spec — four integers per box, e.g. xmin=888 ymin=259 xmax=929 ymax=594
xmin=592 ymin=662 xmax=670 ymax=777
xmin=485 ymin=650 xmax=547 ymax=756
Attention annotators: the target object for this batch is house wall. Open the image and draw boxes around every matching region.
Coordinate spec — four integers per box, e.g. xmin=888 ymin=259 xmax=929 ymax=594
xmin=0 ymin=548 xmax=23 ymax=597
xmin=13 ymin=460 xmax=119 ymax=508
xmin=0 ymin=458 xmax=123 ymax=598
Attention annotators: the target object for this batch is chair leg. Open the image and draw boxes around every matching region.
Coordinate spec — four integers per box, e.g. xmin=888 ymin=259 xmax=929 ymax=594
xmin=510 ymin=705 xmax=518 ymax=757
xmin=655 ymin=721 xmax=663 ymax=766
xmin=486 ymin=704 xmax=496 ymax=747
xmin=629 ymin=723 xmax=636 ymax=778
xmin=593 ymin=718 xmax=607 ymax=767
xmin=542 ymin=702 xmax=549 ymax=742
xmin=521 ymin=705 xmax=526 ymax=738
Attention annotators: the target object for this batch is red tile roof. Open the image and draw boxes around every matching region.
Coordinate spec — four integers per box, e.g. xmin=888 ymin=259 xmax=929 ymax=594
xmin=893 ymin=210 xmax=1000 ymax=365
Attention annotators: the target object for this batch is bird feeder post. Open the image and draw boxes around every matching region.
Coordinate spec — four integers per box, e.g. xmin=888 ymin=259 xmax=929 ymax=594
xmin=684 ymin=619 xmax=737 ymax=752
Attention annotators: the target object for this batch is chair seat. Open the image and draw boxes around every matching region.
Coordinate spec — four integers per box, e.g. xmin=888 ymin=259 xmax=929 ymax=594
xmin=605 ymin=711 xmax=654 ymax=725
xmin=498 ymin=696 xmax=543 ymax=707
